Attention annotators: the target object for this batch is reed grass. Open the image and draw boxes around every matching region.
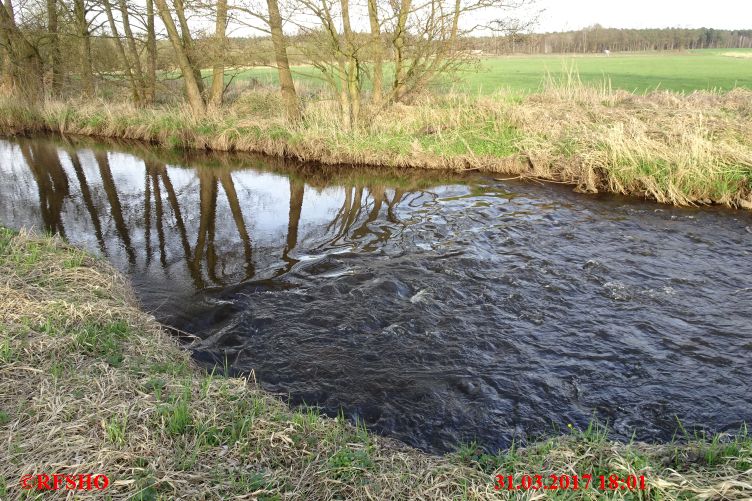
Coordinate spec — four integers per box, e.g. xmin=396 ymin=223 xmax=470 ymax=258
xmin=0 ymin=83 xmax=750 ymax=209
xmin=1 ymin=229 xmax=751 ymax=499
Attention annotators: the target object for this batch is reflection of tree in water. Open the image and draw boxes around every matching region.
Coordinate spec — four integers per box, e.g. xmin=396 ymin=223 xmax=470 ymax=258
xmin=191 ymin=168 xmax=254 ymax=286
xmin=18 ymin=139 xmax=433 ymax=291
xmin=140 ymin=161 xmax=255 ymax=288
xmin=320 ymin=186 xmax=406 ymax=250
xmin=20 ymin=143 xmax=70 ymax=238
xmin=282 ymin=178 xmax=304 ymax=266
xmin=69 ymin=151 xmax=106 ymax=253
xmin=95 ymin=152 xmax=137 ymax=265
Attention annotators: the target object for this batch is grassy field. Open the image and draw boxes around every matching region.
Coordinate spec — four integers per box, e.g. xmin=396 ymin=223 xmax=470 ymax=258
xmin=1 ymin=228 xmax=751 ymax=499
xmin=457 ymin=49 xmax=752 ymax=94
xmin=223 ymin=49 xmax=752 ymax=95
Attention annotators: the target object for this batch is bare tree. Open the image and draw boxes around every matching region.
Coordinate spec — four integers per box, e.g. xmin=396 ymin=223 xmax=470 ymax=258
xmin=145 ymin=0 xmax=157 ymax=103
xmin=294 ymin=0 xmax=367 ymax=128
xmin=118 ymin=0 xmax=147 ymax=99
xmin=103 ymin=0 xmax=142 ymax=101
xmin=267 ymin=0 xmax=300 ymax=121
xmin=367 ymin=0 xmax=383 ymax=105
xmin=47 ymin=0 xmax=62 ymax=93
xmin=209 ymin=0 xmax=228 ymax=106
xmin=0 ymin=0 xmax=45 ymax=99
xmin=154 ymin=0 xmax=206 ymax=113
xmin=231 ymin=0 xmax=302 ymax=121
xmin=72 ymin=0 xmax=95 ymax=96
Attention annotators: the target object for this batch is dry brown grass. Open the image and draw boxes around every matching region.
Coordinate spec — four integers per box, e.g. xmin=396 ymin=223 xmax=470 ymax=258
xmin=1 ymin=229 xmax=751 ymax=500
xmin=505 ymin=81 xmax=752 ymax=207
xmin=721 ymin=52 xmax=752 ymax=59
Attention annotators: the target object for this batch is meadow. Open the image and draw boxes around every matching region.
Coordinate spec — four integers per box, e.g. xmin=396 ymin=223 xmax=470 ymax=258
xmin=224 ymin=49 xmax=752 ymax=95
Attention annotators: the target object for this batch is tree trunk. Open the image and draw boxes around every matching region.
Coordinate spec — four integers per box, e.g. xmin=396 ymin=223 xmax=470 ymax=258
xmin=103 ymin=0 xmax=141 ymax=103
xmin=145 ymin=0 xmax=157 ymax=103
xmin=367 ymin=0 xmax=382 ymax=105
xmin=118 ymin=0 xmax=146 ymax=101
xmin=73 ymin=0 xmax=94 ymax=97
xmin=154 ymin=0 xmax=205 ymax=114
xmin=392 ymin=0 xmax=410 ymax=102
xmin=172 ymin=0 xmax=205 ymax=96
xmin=0 ymin=45 xmax=10 ymax=90
xmin=46 ymin=0 xmax=62 ymax=94
xmin=208 ymin=0 xmax=227 ymax=107
xmin=267 ymin=0 xmax=301 ymax=122
xmin=0 ymin=0 xmax=44 ymax=100
xmin=0 ymin=3 xmax=15 ymax=90
xmin=339 ymin=0 xmax=359 ymax=125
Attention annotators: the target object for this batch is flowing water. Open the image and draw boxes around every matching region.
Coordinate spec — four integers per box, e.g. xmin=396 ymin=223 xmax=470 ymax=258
xmin=1 ymin=135 xmax=750 ymax=453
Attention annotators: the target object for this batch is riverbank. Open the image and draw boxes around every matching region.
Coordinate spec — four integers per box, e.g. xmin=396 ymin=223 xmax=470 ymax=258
xmin=1 ymin=84 xmax=751 ymax=209
xmin=0 ymin=229 xmax=750 ymax=499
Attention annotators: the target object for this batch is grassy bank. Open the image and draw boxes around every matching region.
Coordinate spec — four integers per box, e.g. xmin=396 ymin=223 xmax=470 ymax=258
xmin=1 ymin=229 xmax=751 ymax=500
xmin=1 ymin=83 xmax=751 ymax=209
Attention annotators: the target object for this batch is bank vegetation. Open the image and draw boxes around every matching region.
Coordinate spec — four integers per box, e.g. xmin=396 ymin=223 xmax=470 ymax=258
xmin=2 ymin=81 xmax=752 ymax=208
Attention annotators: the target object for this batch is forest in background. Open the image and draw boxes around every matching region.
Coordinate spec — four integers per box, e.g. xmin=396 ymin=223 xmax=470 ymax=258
xmin=1 ymin=0 xmax=750 ymax=122
xmin=473 ymin=26 xmax=752 ymax=54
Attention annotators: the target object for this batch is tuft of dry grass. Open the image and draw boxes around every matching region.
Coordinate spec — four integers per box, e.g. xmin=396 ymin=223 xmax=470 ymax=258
xmin=506 ymin=78 xmax=752 ymax=207
xmin=721 ymin=52 xmax=752 ymax=59
xmin=1 ymin=228 xmax=751 ymax=500
xmin=1 ymin=83 xmax=751 ymax=208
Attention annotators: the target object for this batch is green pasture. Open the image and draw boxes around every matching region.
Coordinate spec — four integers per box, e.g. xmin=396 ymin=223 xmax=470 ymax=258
xmin=217 ymin=49 xmax=752 ymax=95
xmin=458 ymin=49 xmax=752 ymax=94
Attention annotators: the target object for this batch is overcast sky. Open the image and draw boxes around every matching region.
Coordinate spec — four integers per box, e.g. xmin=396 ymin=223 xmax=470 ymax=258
xmin=532 ymin=0 xmax=752 ymax=32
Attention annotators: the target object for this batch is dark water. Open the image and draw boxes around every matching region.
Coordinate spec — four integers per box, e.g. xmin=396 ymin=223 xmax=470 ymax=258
xmin=1 ymin=135 xmax=750 ymax=454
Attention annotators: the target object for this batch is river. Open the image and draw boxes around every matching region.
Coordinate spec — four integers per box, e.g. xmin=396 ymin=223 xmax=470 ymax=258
xmin=1 ymin=135 xmax=750 ymax=453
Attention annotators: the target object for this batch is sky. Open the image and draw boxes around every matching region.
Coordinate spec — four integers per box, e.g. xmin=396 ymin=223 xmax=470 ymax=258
xmin=531 ymin=0 xmax=752 ymax=32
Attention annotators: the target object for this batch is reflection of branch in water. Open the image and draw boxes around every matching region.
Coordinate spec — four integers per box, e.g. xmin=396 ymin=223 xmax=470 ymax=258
xmin=283 ymin=178 xmax=304 ymax=263
xmin=386 ymin=188 xmax=405 ymax=223
xmin=144 ymin=161 xmax=207 ymax=289
xmin=342 ymin=186 xmax=365 ymax=234
xmin=218 ymin=171 xmax=254 ymax=280
xmin=21 ymin=143 xmax=70 ymax=238
xmin=353 ymin=186 xmax=386 ymax=239
xmin=144 ymin=170 xmax=152 ymax=265
xmin=194 ymin=170 xmax=220 ymax=285
xmin=318 ymin=184 xmax=404 ymax=250
xmin=151 ymin=172 xmax=167 ymax=268
xmin=68 ymin=150 xmax=106 ymax=254
xmin=95 ymin=152 xmax=136 ymax=265
xmin=324 ymin=186 xmax=366 ymax=240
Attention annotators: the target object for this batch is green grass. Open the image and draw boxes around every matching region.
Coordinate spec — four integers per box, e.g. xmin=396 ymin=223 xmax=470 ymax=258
xmin=451 ymin=49 xmax=752 ymax=94
xmin=220 ymin=49 xmax=752 ymax=95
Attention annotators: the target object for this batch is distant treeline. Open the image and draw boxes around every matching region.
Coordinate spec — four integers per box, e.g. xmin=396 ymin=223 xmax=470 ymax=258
xmin=470 ymin=27 xmax=752 ymax=55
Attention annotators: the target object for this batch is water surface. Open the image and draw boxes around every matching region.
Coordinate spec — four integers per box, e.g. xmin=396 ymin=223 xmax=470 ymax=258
xmin=1 ymin=135 xmax=750 ymax=453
